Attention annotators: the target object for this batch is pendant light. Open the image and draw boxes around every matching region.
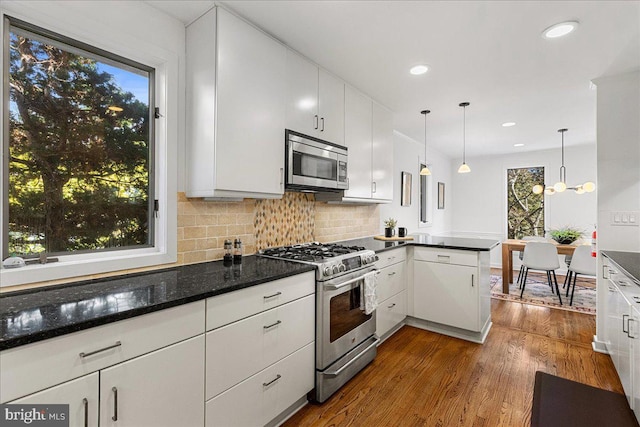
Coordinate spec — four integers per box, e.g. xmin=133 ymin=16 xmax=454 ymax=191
xmin=420 ymin=109 xmax=431 ymax=175
xmin=532 ymin=128 xmax=596 ymax=195
xmin=457 ymin=102 xmax=471 ymax=173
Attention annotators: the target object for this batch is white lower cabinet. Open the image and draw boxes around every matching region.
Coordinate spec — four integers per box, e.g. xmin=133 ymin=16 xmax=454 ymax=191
xmin=375 ymin=248 xmax=407 ymax=339
xmin=205 ymin=343 xmax=314 ymax=427
xmin=603 ymin=257 xmax=640 ymax=415
xmin=10 ymin=373 xmax=99 ymax=427
xmin=205 ymin=295 xmax=315 ymax=399
xmin=100 ymin=336 xmax=205 ymax=427
xmin=205 ymin=273 xmax=316 ymax=426
xmin=8 ymin=336 xmax=205 ymax=427
xmin=411 ymin=247 xmax=491 ymax=341
xmin=414 ymin=261 xmax=478 ymax=331
xmin=377 ymin=291 xmax=407 ymax=338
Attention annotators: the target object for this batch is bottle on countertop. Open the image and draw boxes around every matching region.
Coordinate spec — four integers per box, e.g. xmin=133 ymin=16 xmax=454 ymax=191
xmin=233 ymin=238 xmax=243 ymax=264
xmin=223 ymin=239 xmax=233 ymax=267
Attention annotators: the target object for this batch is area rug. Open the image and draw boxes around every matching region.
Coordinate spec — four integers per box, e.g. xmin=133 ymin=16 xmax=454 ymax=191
xmin=490 ymin=274 xmax=596 ymax=314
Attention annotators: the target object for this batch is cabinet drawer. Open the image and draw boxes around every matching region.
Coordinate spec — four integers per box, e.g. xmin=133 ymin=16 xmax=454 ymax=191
xmin=205 ymin=343 xmax=314 ymax=427
xmin=376 ymin=291 xmax=407 ymax=338
xmin=377 ymin=262 xmax=406 ymax=302
xmin=1 ymin=301 xmax=205 ymax=403
xmin=205 ymin=295 xmax=314 ymax=399
xmin=206 ymin=271 xmax=315 ymax=331
xmin=376 ymin=247 xmax=407 ymax=270
xmin=414 ymin=247 xmax=477 ymax=267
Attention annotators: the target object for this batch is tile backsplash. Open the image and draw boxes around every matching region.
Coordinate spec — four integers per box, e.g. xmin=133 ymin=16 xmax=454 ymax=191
xmin=177 ymin=191 xmax=380 ymax=263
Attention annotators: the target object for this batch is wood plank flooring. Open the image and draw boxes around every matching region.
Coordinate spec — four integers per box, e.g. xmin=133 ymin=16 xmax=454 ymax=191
xmin=284 ymin=299 xmax=622 ymax=427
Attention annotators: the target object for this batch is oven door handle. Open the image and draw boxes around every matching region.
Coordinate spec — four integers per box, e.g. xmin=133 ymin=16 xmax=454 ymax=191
xmin=323 ymin=336 xmax=381 ymax=377
xmin=323 ymin=270 xmax=379 ymax=290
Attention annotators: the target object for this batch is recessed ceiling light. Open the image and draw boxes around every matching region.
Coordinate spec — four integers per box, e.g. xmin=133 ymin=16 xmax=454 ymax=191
xmin=410 ymin=65 xmax=429 ymax=75
xmin=502 ymin=122 xmax=516 ymax=127
xmin=514 ymin=143 xmax=525 ymax=147
xmin=542 ymin=21 xmax=579 ymax=39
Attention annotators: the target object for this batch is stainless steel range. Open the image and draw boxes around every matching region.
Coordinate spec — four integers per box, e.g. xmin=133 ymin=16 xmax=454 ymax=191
xmin=260 ymin=242 xmax=379 ymax=403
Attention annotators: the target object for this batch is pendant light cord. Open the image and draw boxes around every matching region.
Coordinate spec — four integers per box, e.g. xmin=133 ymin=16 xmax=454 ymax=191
xmin=559 ymin=128 xmax=568 ymax=183
xmin=462 ymin=106 xmax=466 ymax=163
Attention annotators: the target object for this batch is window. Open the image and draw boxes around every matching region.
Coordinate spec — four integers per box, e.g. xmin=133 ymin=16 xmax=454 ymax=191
xmin=507 ymin=167 xmax=544 ymax=238
xmin=419 ymin=162 xmax=432 ymax=225
xmin=4 ymin=17 xmax=155 ymax=260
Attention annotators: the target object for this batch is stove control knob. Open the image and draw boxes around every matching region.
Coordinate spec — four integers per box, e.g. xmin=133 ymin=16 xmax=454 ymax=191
xmin=339 ymin=264 xmax=346 ymax=272
xmin=323 ymin=266 xmax=332 ymax=277
xmin=332 ymin=265 xmax=339 ymax=274
xmin=369 ymin=255 xmax=377 ymax=264
xmin=361 ymin=257 xmax=368 ymax=265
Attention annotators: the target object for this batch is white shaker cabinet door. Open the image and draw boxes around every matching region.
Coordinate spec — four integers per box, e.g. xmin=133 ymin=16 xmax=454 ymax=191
xmin=99 ymin=336 xmax=205 ymax=427
xmin=10 ymin=373 xmax=99 ymax=427
xmin=285 ymin=50 xmax=319 ymax=137
xmin=215 ymin=8 xmax=287 ymax=196
xmin=318 ymin=69 xmax=345 ymax=145
xmin=343 ymin=85 xmax=372 ymax=199
xmin=372 ymin=101 xmax=394 ymax=201
xmin=413 ymin=261 xmax=479 ymax=331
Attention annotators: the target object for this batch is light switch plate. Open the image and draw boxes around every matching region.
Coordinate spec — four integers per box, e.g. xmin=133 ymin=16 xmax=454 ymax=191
xmin=611 ymin=211 xmax=640 ymax=226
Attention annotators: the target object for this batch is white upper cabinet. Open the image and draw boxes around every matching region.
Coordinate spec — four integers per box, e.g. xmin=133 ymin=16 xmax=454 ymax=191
xmin=372 ymin=101 xmax=394 ymax=201
xmin=339 ymin=86 xmax=393 ymax=203
xmin=285 ymin=51 xmax=344 ymax=145
xmin=343 ymin=86 xmax=373 ymax=200
xmin=186 ymin=8 xmax=287 ymax=199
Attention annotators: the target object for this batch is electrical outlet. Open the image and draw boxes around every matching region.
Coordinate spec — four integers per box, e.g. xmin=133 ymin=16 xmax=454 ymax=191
xmin=611 ymin=211 xmax=640 ymax=226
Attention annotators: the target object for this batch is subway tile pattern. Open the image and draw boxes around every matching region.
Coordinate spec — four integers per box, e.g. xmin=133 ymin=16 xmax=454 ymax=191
xmin=177 ymin=192 xmax=257 ymax=265
xmin=314 ymin=202 xmax=380 ymax=243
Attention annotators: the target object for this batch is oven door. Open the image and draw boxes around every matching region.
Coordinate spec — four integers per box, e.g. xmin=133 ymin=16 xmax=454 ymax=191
xmin=317 ymin=266 xmax=377 ymax=370
xmin=286 ymin=131 xmax=348 ymax=191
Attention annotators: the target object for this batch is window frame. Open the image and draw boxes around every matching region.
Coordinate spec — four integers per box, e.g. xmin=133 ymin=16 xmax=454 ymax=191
xmin=418 ymin=161 xmax=433 ymax=227
xmin=0 ymin=10 xmax=177 ymax=288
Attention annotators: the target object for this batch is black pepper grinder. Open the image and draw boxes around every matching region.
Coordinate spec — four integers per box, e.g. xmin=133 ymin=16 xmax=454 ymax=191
xmin=223 ymin=239 xmax=233 ymax=267
xmin=233 ymin=238 xmax=243 ymax=264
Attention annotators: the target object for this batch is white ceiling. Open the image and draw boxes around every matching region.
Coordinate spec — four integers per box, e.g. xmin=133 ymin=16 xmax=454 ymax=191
xmin=147 ymin=1 xmax=640 ymax=158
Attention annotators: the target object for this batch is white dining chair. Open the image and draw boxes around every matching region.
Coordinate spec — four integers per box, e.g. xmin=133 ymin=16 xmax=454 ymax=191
xmin=565 ymin=245 xmax=596 ymax=306
xmin=521 ymin=241 xmax=562 ymax=305
xmin=517 ymin=236 xmax=548 ymax=288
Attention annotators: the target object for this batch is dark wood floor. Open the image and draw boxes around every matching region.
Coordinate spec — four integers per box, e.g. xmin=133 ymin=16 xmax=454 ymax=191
xmin=284 ymin=299 xmax=621 ymax=427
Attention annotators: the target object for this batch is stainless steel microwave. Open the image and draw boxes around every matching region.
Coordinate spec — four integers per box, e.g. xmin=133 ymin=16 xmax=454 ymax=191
xmin=285 ymin=130 xmax=348 ymax=192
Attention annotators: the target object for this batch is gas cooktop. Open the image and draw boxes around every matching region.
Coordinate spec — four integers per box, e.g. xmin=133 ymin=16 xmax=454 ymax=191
xmin=259 ymin=242 xmax=377 ymax=280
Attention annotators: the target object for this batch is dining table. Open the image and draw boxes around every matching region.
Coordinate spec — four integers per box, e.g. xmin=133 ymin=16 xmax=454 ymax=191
xmin=500 ymin=239 xmax=578 ymax=293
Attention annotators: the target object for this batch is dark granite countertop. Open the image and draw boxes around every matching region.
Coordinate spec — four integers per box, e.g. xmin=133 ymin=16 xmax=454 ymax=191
xmin=338 ymin=234 xmax=500 ymax=253
xmin=0 ymin=256 xmax=315 ymax=351
xmin=602 ymin=251 xmax=640 ymax=285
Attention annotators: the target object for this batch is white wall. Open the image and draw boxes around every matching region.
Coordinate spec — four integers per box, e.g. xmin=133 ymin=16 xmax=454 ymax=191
xmin=379 ymin=131 xmax=453 ymax=235
xmin=450 ymin=145 xmax=598 ymax=267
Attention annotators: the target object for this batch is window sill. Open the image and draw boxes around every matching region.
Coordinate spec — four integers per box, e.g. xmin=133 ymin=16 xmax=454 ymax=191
xmin=0 ymin=250 xmax=176 ymax=289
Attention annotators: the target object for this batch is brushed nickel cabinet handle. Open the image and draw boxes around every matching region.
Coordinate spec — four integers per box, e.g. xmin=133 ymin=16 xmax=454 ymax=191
xmin=320 ymin=117 xmax=325 ymax=131
xmin=112 ymin=387 xmax=118 ymax=421
xmin=314 ymin=115 xmax=319 ymax=130
xmin=263 ymin=374 xmax=281 ymax=387
xmin=280 ymin=168 xmax=284 ymax=186
xmin=83 ymin=398 xmax=88 ymax=427
xmin=263 ymin=292 xmax=282 ymax=299
xmin=471 ymin=274 xmax=475 ymax=287
xmin=263 ymin=320 xmax=282 ymax=330
xmin=79 ymin=341 xmax=121 ymax=358
xmin=623 ymin=314 xmax=630 ymax=333
xmin=388 ymin=303 xmax=396 ymax=309
xmin=388 ymin=272 xmax=396 ymax=276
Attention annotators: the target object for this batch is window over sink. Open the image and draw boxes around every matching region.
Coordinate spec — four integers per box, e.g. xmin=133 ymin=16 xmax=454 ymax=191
xmin=1 ymin=12 xmax=176 ymax=287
